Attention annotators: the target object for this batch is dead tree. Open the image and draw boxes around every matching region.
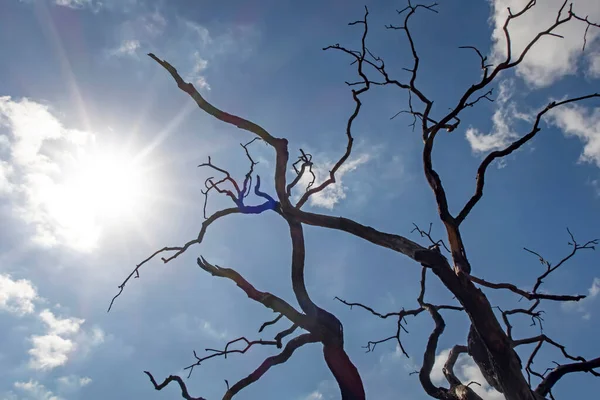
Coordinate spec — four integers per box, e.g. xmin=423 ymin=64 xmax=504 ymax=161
xmin=110 ymin=1 xmax=600 ymax=399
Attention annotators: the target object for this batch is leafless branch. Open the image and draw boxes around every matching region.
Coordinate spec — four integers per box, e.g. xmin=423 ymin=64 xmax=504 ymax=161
xmin=197 ymin=257 xmax=311 ymax=331
xmin=535 ymin=357 xmax=600 ymax=397
xmin=443 ymin=345 xmax=468 ymax=386
xmin=456 ymin=94 xmax=600 ymax=226
xmin=108 ymin=207 xmax=240 ymax=312
xmin=469 ymin=275 xmax=585 ymax=302
xmin=222 ymin=333 xmax=319 ymax=400
xmin=144 ymin=372 xmax=207 ymax=400
xmin=411 ymin=223 xmax=450 ymax=252
xmin=258 ymin=313 xmax=283 ymax=333
xmin=297 ymin=7 xmax=372 ymax=209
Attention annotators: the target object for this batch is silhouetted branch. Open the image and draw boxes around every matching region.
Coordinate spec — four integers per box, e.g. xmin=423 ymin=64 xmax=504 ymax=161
xmin=186 ymin=337 xmax=278 ymax=377
xmin=258 ymin=313 xmax=283 ymax=333
xmin=456 ymin=94 xmax=600 ymax=226
xmin=287 ymin=149 xmax=315 ymax=197
xmin=443 ymin=345 xmax=468 ymax=386
xmin=197 ymin=257 xmax=311 ymax=331
xmin=411 ymin=223 xmax=450 ymax=252
xmin=222 ymin=333 xmax=319 ymax=400
xmin=469 ymin=275 xmax=585 ymax=302
xmin=527 ymin=229 xmax=598 ymax=294
xmin=148 ymin=53 xmax=279 ymax=147
xmin=297 ymin=7 xmax=372 ymax=209
xmin=458 ymin=45 xmax=493 ymax=76
xmin=419 ymin=303 xmax=447 ymax=399
xmin=535 ymin=357 xmax=600 ymax=397
xmin=144 ymin=372 xmax=206 ymax=400
xmin=108 ymin=207 xmax=241 ymax=312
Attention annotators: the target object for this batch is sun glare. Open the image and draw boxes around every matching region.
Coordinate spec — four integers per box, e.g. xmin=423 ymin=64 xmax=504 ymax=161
xmin=71 ymin=152 xmax=145 ymax=218
xmin=42 ymin=146 xmax=152 ymax=251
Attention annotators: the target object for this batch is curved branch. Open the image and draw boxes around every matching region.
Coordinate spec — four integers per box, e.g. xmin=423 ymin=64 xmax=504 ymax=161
xmin=148 ymin=53 xmax=279 ymax=147
xmin=456 ymin=94 xmax=600 ymax=225
xmin=186 ymin=337 xmax=278 ymax=376
xmin=419 ymin=304 xmax=447 ymax=399
xmin=296 ymin=7 xmax=372 ymax=209
xmin=144 ymin=372 xmax=207 ymax=400
xmin=443 ymin=345 xmax=468 ymax=387
xmin=535 ymin=357 xmax=600 ymax=397
xmin=197 ymin=257 xmax=311 ymax=331
xmin=223 ymin=333 xmax=319 ymax=400
xmin=108 ymin=207 xmax=240 ymax=312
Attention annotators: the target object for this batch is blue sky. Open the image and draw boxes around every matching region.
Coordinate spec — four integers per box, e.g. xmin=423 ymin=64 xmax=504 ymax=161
xmin=0 ymin=0 xmax=599 ymax=399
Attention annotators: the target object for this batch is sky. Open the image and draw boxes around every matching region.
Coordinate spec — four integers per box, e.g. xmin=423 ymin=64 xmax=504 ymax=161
xmin=0 ymin=0 xmax=599 ymax=399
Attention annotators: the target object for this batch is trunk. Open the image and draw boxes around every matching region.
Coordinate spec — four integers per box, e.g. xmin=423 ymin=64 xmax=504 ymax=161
xmin=323 ymin=344 xmax=366 ymax=400
xmin=419 ymin=251 xmax=536 ymax=400
xmin=452 ymin=272 xmax=535 ymax=400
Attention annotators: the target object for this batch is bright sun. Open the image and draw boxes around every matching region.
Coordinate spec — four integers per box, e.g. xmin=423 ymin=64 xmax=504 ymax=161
xmin=43 ymin=147 xmax=151 ymax=251
xmin=70 ymin=152 xmax=144 ymax=218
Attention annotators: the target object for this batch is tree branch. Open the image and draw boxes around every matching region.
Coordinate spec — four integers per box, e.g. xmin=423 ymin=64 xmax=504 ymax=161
xmin=535 ymin=357 xmax=600 ymax=397
xmin=144 ymin=372 xmax=207 ymax=400
xmin=197 ymin=257 xmax=312 ymax=332
xmin=108 ymin=207 xmax=241 ymax=312
xmin=456 ymin=94 xmax=600 ymax=226
xmin=222 ymin=333 xmax=319 ymax=400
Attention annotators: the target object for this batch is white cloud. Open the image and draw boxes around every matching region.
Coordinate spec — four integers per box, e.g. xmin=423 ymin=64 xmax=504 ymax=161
xmin=562 ymin=277 xmax=600 ymax=319
xmin=0 ymin=96 xmax=106 ymax=251
xmin=28 ymin=334 xmax=75 ymax=371
xmin=14 ymin=380 xmax=62 ymax=400
xmin=465 ymin=79 xmax=532 ymax=153
xmin=0 ymin=97 xmax=154 ymax=252
xmin=295 ymin=153 xmax=371 ymax=209
xmin=431 ymin=348 xmax=503 ymax=400
xmin=39 ymin=309 xmax=84 ymax=336
xmin=0 ymin=274 xmax=38 ymax=315
xmin=548 ymin=104 xmax=600 ymax=167
xmin=188 ymin=52 xmax=210 ymax=90
xmin=28 ymin=309 xmax=103 ymax=371
xmin=489 ymin=0 xmax=600 ymax=87
xmin=111 ymin=39 xmax=140 ymax=57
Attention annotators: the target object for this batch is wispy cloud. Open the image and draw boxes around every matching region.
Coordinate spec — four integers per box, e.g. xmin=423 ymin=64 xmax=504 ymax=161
xmin=54 ymin=0 xmax=97 ymax=11
xmin=56 ymin=375 xmax=92 ymax=390
xmin=294 ymin=153 xmax=371 ymax=209
xmin=465 ymin=79 xmax=533 ymax=154
xmin=562 ymin=277 xmax=600 ymax=320
xmin=587 ymin=51 xmax=600 ymax=78
xmin=300 ymin=380 xmax=337 ymax=400
xmin=187 ymin=52 xmax=210 ymax=90
xmin=169 ymin=313 xmax=228 ymax=340
xmin=14 ymin=380 xmax=62 ymax=400
xmin=303 ymin=392 xmax=324 ymax=400
xmin=489 ymin=0 xmax=600 ymax=87
xmin=0 ymin=274 xmax=38 ymax=315
xmin=110 ymin=39 xmax=140 ymax=57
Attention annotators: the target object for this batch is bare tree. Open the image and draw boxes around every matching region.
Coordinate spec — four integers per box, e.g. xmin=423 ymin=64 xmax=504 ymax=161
xmin=110 ymin=1 xmax=600 ymax=399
